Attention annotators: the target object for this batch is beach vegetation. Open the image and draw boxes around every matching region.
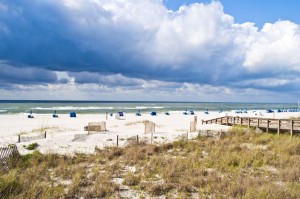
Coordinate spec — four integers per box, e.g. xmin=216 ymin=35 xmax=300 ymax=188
xmin=1 ymin=126 xmax=300 ymax=198
xmin=24 ymin=143 xmax=39 ymax=150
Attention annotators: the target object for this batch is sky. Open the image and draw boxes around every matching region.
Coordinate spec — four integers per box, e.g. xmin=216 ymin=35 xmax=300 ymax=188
xmin=164 ymin=0 xmax=300 ymax=29
xmin=0 ymin=0 xmax=300 ymax=102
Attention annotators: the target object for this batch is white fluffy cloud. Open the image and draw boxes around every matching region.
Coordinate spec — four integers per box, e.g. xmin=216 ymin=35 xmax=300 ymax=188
xmin=0 ymin=0 xmax=300 ymax=101
xmin=243 ymin=21 xmax=300 ymax=73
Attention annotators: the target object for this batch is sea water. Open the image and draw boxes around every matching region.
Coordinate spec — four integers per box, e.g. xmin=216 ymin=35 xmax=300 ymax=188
xmin=0 ymin=100 xmax=298 ymax=115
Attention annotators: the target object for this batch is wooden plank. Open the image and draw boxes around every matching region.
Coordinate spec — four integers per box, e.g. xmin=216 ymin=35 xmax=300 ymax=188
xmin=291 ymin=120 xmax=294 ymax=137
xmin=277 ymin=119 xmax=280 ymax=135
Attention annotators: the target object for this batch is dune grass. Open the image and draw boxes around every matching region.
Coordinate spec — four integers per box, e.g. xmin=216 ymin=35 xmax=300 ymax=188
xmin=23 ymin=143 xmax=39 ymax=150
xmin=1 ymin=126 xmax=300 ymax=198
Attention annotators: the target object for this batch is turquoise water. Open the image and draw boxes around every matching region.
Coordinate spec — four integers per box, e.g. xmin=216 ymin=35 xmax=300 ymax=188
xmin=0 ymin=101 xmax=298 ymax=114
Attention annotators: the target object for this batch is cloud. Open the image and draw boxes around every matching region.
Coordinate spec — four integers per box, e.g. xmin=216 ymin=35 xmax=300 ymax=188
xmin=0 ymin=61 xmax=57 ymax=88
xmin=243 ymin=21 xmax=300 ymax=74
xmin=0 ymin=0 xmax=300 ymax=101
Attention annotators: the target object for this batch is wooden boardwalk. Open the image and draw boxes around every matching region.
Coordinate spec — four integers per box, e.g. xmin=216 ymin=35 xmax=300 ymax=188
xmin=202 ymin=116 xmax=300 ymax=136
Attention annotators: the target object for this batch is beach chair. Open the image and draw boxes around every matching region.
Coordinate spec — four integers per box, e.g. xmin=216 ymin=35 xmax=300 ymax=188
xmin=150 ymin=112 xmax=156 ymax=116
xmin=115 ymin=112 xmax=125 ymax=120
xmin=189 ymin=110 xmax=194 ymax=115
xmin=204 ymin=109 xmax=209 ymax=114
xmin=136 ymin=110 xmax=141 ymax=116
xmin=28 ymin=110 xmax=34 ymax=118
xmin=70 ymin=112 xmax=76 ymax=117
xmin=52 ymin=110 xmax=58 ymax=118
xmin=165 ymin=112 xmax=170 ymax=115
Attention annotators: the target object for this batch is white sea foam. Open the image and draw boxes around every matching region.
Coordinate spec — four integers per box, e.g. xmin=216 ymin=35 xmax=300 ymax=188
xmin=122 ymin=106 xmax=165 ymax=110
xmin=32 ymin=106 xmax=114 ymax=110
xmin=0 ymin=110 xmax=7 ymax=113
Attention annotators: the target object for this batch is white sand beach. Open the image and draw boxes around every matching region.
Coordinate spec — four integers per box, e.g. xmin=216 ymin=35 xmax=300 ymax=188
xmin=1 ymin=110 xmax=299 ymax=155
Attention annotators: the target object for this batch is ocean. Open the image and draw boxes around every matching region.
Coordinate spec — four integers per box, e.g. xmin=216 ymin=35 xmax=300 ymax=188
xmin=0 ymin=101 xmax=298 ymax=114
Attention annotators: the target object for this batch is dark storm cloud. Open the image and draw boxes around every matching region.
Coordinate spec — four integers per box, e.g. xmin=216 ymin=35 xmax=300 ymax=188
xmin=0 ymin=61 xmax=57 ymax=87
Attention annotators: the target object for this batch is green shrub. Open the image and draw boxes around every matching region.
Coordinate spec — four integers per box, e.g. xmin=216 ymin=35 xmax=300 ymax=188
xmin=24 ymin=143 xmax=39 ymax=150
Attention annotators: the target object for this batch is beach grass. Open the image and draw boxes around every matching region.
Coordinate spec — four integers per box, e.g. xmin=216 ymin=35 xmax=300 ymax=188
xmin=1 ymin=126 xmax=300 ymax=198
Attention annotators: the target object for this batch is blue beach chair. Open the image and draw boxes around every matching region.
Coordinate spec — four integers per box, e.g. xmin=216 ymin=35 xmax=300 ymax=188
xmin=150 ymin=112 xmax=157 ymax=116
xmin=70 ymin=112 xmax=76 ymax=117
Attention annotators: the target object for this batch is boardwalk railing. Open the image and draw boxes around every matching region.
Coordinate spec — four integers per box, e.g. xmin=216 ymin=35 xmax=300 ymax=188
xmin=202 ymin=116 xmax=300 ymax=136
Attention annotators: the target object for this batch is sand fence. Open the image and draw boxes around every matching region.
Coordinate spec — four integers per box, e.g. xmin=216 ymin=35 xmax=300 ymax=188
xmin=17 ymin=131 xmax=47 ymax=143
xmin=0 ymin=144 xmax=20 ymax=173
xmin=85 ymin=122 xmax=106 ymax=134
xmin=190 ymin=116 xmax=197 ymax=133
xmin=74 ymin=122 xmax=107 ymax=141
xmin=144 ymin=121 xmax=155 ymax=134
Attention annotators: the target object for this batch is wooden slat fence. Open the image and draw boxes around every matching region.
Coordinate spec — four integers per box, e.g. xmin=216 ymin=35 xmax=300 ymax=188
xmin=0 ymin=144 xmax=20 ymax=173
xmin=202 ymin=116 xmax=300 ymax=136
xmin=18 ymin=131 xmax=46 ymax=143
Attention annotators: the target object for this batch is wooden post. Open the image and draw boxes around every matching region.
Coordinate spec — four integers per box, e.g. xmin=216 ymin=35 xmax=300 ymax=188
xmin=117 ymin=135 xmax=119 ymax=147
xmin=248 ymin=118 xmax=250 ymax=128
xmin=44 ymin=131 xmax=47 ymax=138
xmin=18 ymin=135 xmax=21 ymax=143
xmin=277 ymin=119 xmax=280 ymax=136
xmin=240 ymin=118 xmax=242 ymax=125
xmin=186 ymin=131 xmax=188 ymax=140
xmin=226 ymin=117 xmax=229 ymax=125
xmin=233 ymin=117 xmax=235 ymax=126
xmin=137 ymin=135 xmax=139 ymax=143
xmin=151 ymin=133 xmax=153 ymax=144
xmin=290 ymin=120 xmax=294 ymax=137
xmin=201 ymin=120 xmax=204 ymax=125
xmin=266 ymin=119 xmax=269 ymax=133
xmin=257 ymin=119 xmax=260 ymax=127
